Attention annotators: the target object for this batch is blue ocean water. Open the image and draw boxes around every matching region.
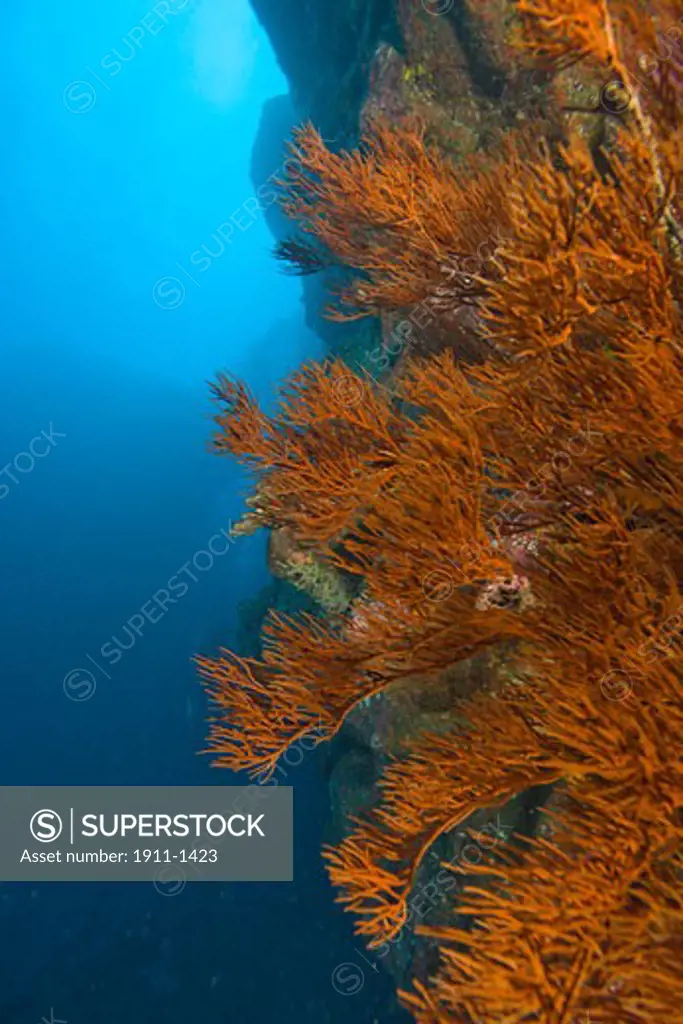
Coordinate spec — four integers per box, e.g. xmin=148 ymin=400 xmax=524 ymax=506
xmin=0 ymin=3 xmax=405 ymax=1021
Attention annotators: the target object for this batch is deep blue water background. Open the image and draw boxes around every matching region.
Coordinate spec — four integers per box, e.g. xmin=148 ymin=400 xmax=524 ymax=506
xmin=0 ymin=3 xmax=404 ymax=1021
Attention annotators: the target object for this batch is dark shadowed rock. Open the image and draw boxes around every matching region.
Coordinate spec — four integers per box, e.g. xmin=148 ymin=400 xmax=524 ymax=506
xmin=250 ymin=0 xmax=400 ymax=137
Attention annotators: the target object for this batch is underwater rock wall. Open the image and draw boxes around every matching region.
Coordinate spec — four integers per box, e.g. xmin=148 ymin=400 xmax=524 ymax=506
xmin=248 ymin=0 xmax=399 ymax=359
xmin=249 ymin=0 xmax=399 ymax=138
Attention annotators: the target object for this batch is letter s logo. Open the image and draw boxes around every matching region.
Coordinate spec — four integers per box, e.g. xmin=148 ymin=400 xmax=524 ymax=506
xmin=30 ymin=809 xmax=63 ymax=842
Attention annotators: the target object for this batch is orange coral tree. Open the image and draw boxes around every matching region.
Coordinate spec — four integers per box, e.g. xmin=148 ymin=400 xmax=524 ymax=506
xmin=277 ymin=118 xmax=524 ymax=319
xmin=198 ymin=2 xmax=683 ymax=1019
